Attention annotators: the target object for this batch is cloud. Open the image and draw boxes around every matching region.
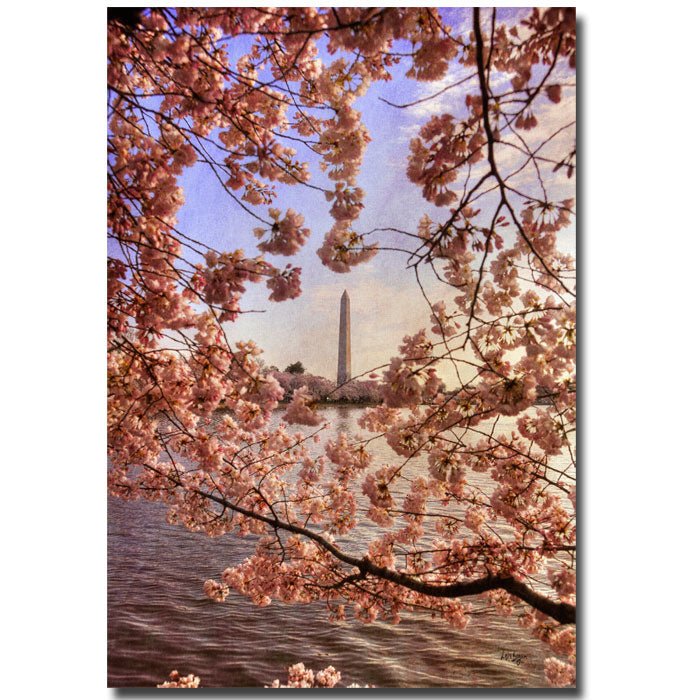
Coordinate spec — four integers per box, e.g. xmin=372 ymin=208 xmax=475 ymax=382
xmin=405 ymin=67 xmax=473 ymax=121
xmin=493 ymin=88 xmax=576 ymax=200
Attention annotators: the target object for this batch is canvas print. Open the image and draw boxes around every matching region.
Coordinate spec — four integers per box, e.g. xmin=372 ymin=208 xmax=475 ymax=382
xmin=107 ymin=6 xmax=576 ymax=688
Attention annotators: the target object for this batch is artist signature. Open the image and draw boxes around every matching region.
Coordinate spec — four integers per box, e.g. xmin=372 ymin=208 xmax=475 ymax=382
xmin=500 ymin=650 xmax=528 ymax=666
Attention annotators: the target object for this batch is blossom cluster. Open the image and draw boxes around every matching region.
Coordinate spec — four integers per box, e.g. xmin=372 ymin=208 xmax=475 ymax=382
xmin=268 ymin=662 xmax=373 ymax=688
xmin=157 ymin=670 xmax=201 ymax=688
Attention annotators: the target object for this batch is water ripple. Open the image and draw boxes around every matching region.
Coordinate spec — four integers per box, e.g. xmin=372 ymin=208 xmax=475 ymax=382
xmin=108 ymin=407 xmax=571 ymax=687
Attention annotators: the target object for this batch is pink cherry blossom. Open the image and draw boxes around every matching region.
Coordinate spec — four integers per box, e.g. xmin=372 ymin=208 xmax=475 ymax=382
xmin=157 ymin=670 xmax=201 ymax=688
xmin=282 ymin=386 xmax=322 ymax=426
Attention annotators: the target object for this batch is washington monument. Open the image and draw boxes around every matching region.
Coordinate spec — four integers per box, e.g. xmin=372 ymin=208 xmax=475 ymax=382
xmin=336 ymin=290 xmax=351 ymax=386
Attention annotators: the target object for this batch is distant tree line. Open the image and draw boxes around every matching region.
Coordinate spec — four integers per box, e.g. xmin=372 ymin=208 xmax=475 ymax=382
xmin=270 ymin=369 xmax=382 ymax=404
xmin=266 ymin=362 xmax=448 ymax=404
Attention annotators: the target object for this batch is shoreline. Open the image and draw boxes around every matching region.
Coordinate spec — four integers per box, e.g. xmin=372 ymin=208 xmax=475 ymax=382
xmin=215 ymin=400 xmax=380 ymax=412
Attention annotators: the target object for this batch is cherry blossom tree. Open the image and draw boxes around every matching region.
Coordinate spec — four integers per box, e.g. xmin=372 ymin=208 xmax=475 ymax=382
xmin=108 ymin=6 xmax=576 ymax=687
xmin=158 ymin=662 xmax=369 ymax=688
xmin=270 ymin=369 xmax=334 ymax=401
xmin=335 ymin=378 xmax=382 ymax=403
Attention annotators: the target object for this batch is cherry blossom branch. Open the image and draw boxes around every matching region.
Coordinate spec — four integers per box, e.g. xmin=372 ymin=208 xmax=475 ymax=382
xmin=173 ymin=476 xmax=576 ymax=624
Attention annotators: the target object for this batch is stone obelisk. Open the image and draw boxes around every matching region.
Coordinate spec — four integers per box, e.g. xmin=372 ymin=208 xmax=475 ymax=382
xmin=337 ymin=290 xmax=351 ymax=386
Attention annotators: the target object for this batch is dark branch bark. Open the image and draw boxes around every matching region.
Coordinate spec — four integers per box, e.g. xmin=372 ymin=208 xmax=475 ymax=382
xmin=187 ymin=482 xmax=575 ymax=625
xmin=107 ymin=7 xmax=145 ymax=30
xmin=472 ymin=8 xmax=574 ymax=299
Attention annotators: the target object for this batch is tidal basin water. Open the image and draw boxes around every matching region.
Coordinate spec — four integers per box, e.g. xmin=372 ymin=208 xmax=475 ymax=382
xmin=108 ymin=406 xmax=574 ymax=687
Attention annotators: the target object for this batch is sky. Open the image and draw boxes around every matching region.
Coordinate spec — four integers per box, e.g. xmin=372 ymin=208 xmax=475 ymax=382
xmin=171 ymin=6 xmax=576 ymax=384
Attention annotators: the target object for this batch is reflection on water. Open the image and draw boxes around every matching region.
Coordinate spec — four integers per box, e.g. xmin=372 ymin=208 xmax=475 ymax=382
xmin=108 ymin=406 xmax=572 ymax=687
xmin=329 ymin=403 xmax=354 ymax=434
